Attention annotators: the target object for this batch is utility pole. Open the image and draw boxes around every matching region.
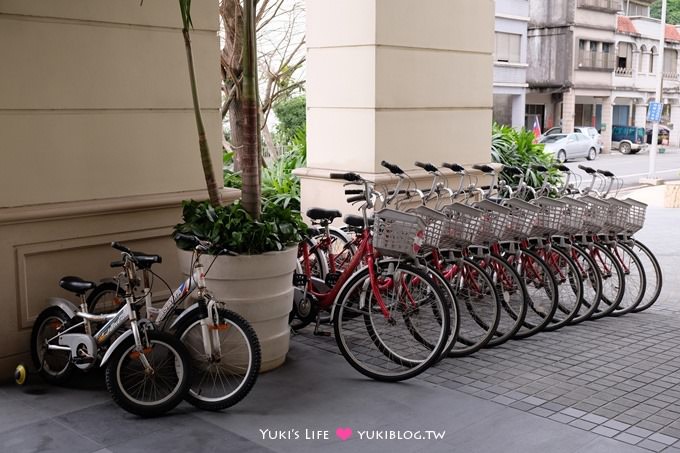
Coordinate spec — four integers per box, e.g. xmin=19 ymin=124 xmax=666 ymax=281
xmin=646 ymin=0 xmax=667 ymax=184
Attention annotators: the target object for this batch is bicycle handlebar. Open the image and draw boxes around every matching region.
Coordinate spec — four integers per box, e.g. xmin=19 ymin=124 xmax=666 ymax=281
xmin=330 ymin=172 xmax=362 ymax=182
xmin=346 ymin=194 xmax=366 ymax=203
xmin=503 ymin=166 xmax=523 ymax=176
xmin=442 ymin=162 xmax=465 ymax=172
xmin=472 ymin=164 xmax=495 ymax=173
xmin=380 ymin=160 xmax=404 ymax=175
xmin=578 ymin=164 xmax=596 ymax=174
xmin=111 ymin=241 xmax=131 ymax=253
xmin=414 ymin=161 xmax=439 ymax=173
xmin=555 ymin=164 xmax=570 ymax=172
xmin=597 ymin=169 xmax=615 ymax=178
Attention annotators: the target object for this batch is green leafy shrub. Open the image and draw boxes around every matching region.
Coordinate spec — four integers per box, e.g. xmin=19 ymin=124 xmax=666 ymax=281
xmin=262 ymin=128 xmax=306 ymax=210
xmin=273 ymin=96 xmax=306 ymax=146
xmin=174 ymin=199 xmax=306 ymax=255
xmin=223 ymin=150 xmax=242 ymax=189
xmin=491 ymin=123 xmax=561 ymax=192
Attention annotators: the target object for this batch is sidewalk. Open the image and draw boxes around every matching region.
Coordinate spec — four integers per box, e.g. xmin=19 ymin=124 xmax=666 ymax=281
xmin=0 ymin=192 xmax=678 ymax=453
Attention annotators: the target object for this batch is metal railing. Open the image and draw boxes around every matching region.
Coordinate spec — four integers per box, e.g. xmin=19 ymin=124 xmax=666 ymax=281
xmin=615 ymin=67 xmax=633 ymax=77
xmin=663 ymin=71 xmax=679 ymax=80
xmin=578 ymin=50 xmax=616 ymax=70
xmin=577 ymin=0 xmax=622 ymax=11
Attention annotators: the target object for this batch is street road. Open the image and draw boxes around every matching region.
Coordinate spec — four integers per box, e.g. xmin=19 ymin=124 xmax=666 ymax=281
xmin=563 ymin=149 xmax=680 ymax=190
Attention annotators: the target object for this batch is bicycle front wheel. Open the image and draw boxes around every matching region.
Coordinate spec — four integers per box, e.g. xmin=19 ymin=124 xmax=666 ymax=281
xmin=333 ymin=262 xmax=450 ymax=382
xmin=175 ymin=305 xmax=261 ymax=411
xmin=105 ymin=330 xmax=190 ymax=417
xmin=630 ymin=239 xmax=663 ymax=312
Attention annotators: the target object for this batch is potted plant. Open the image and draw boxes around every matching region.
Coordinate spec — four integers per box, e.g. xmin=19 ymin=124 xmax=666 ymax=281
xmin=176 ymin=1 xmax=304 ymax=370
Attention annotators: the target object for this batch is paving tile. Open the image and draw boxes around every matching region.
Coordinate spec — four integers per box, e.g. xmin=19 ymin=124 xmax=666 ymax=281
xmin=548 ymin=413 xmax=575 ymax=424
xmin=637 ymin=439 xmax=669 ymax=452
xmin=529 ymin=407 xmax=555 ymax=418
xmin=569 ymin=419 xmax=597 ymax=431
xmin=561 ymin=408 xmax=586 ymax=418
xmin=614 ymin=432 xmax=643 ymax=445
xmin=603 ymin=419 xmax=631 ymax=431
xmin=582 ymin=414 xmax=609 ymax=425
xmin=648 ymin=432 xmax=678 ymax=446
xmin=591 ymin=425 xmax=620 ymax=438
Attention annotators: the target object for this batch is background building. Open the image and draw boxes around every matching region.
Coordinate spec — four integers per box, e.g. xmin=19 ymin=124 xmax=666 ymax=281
xmin=493 ymin=0 xmax=530 ymax=128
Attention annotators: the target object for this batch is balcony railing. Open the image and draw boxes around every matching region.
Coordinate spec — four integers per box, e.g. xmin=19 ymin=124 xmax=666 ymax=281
xmin=577 ymin=0 xmax=622 ymax=11
xmin=578 ymin=50 xmax=616 ymax=70
xmin=615 ymin=67 xmax=633 ymax=77
xmin=664 ymin=71 xmax=679 ymax=80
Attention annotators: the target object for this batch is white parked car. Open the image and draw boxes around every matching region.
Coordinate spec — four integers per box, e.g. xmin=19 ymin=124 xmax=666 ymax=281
xmin=543 ymin=126 xmax=603 ymax=153
xmin=539 ymin=132 xmax=599 ymax=163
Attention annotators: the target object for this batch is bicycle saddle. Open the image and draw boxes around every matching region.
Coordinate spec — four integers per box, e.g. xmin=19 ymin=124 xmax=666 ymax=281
xmin=131 ymin=252 xmax=162 ymax=269
xmin=307 ymin=208 xmax=342 ymax=222
xmin=344 ymin=215 xmax=373 ymax=228
xmin=59 ymin=276 xmax=96 ymax=295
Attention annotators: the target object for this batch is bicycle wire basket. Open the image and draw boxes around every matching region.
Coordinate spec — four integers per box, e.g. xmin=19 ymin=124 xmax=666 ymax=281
xmin=578 ymin=195 xmax=609 ymax=234
xmin=473 ymin=199 xmax=512 ymax=244
xmin=529 ymin=197 xmax=565 ymax=237
xmin=621 ymin=198 xmax=647 ymax=235
xmin=603 ymin=198 xmax=631 ymax=234
xmin=439 ymin=202 xmax=484 ymax=249
xmin=372 ymin=208 xmax=426 ymax=258
xmin=558 ymin=197 xmax=588 ymax=236
xmin=409 ymin=205 xmax=449 ymax=250
xmin=503 ymin=198 xmax=540 ymax=240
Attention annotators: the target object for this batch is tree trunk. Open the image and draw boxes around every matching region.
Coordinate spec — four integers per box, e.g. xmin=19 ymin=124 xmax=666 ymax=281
xmin=240 ymin=0 xmax=261 ymax=218
xmin=261 ymin=121 xmax=279 ymax=161
xmin=228 ymin=100 xmax=245 ymax=172
xmin=182 ymin=27 xmax=221 ymax=208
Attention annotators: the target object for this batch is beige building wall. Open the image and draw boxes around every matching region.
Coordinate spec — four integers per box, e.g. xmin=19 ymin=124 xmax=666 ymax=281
xmin=0 ymin=0 xmax=234 ymax=379
xmin=301 ymin=0 xmax=495 ymax=218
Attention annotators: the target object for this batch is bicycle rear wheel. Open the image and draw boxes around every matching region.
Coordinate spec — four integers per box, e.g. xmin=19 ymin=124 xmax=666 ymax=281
xmin=587 ymin=242 xmax=625 ymax=319
xmin=472 ymin=253 xmax=527 ymax=348
xmin=539 ymin=246 xmax=583 ymax=331
xmin=505 ymin=248 xmax=558 ymax=339
xmin=565 ymin=243 xmax=602 ymax=324
xmin=606 ymin=241 xmax=645 ymax=316
xmin=439 ymin=252 xmax=500 ymax=356
xmin=175 ymin=305 xmax=261 ymax=411
xmin=630 ymin=239 xmax=663 ymax=312
xmin=333 ymin=262 xmax=450 ymax=382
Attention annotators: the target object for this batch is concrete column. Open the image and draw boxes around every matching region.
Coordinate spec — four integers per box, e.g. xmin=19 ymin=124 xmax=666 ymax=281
xmin=592 ymin=102 xmax=598 ymax=127
xmin=300 ymin=0 xmax=494 ymax=216
xmin=632 ymin=51 xmax=640 ymax=79
xmin=634 ymin=103 xmax=647 ymax=129
xmin=601 ymin=97 xmax=614 ymax=154
xmin=562 ymin=89 xmax=576 ymax=133
xmin=512 ymin=93 xmax=526 ymax=129
xmin=670 ymin=104 xmax=680 ymax=146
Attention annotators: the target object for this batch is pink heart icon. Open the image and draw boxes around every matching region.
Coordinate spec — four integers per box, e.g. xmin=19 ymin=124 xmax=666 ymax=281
xmin=336 ymin=427 xmax=353 ymax=441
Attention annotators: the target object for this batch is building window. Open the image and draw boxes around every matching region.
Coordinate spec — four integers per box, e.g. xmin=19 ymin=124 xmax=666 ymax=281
xmin=626 ymin=1 xmax=650 ymax=16
xmin=650 ymin=47 xmax=657 ymax=73
xmin=578 ymin=39 xmax=615 ymax=70
xmin=616 ymin=42 xmax=634 ymax=76
xmin=495 ymin=32 xmax=521 ymax=63
xmin=664 ymin=49 xmax=678 ymax=76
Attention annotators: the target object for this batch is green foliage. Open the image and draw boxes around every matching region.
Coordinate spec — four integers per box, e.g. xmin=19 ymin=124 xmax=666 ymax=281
xmin=651 ymin=1 xmax=680 ymax=25
xmin=273 ymin=96 xmax=306 ymax=146
xmin=174 ymin=199 xmax=307 ymax=255
xmin=223 ymin=151 xmax=242 ymax=189
xmin=490 ymin=123 xmax=561 ymax=193
xmin=262 ymin=129 xmax=306 ymax=210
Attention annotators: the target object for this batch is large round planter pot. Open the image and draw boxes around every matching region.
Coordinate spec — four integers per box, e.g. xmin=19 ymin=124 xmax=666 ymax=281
xmin=178 ymin=246 xmax=297 ymax=372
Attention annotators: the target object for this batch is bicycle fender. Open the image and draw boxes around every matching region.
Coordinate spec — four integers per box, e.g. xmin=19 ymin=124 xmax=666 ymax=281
xmin=100 ymin=329 xmax=134 ymax=366
xmin=46 ymin=297 xmax=79 ymax=319
xmin=168 ymin=303 xmax=200 ymax=331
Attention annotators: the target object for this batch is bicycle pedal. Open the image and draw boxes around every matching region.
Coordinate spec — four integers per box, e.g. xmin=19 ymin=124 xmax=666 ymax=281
xmin=324 ymin=271 xmax=342 ymax=288
xmin=313 ymin=330 xmax=332 ymax=337
xmin=292 ymin=272 xmax=308 ymax=286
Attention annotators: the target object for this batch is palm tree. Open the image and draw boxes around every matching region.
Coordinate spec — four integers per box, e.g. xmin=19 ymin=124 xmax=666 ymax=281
xmin=179 ymin=0 xmax=261 ymax=218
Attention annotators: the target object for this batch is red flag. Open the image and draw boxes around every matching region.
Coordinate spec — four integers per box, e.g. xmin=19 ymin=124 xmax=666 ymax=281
xmin=532 ymin=115 xmax=542 ymax=143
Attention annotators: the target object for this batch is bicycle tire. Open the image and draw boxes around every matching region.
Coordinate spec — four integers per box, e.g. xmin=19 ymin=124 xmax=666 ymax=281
xmin=439 ymin=252 xmax=500 ymax=356
xmin=174 ymin=305 xmax=261 ymax=411
xmin=505 ymin=248 xmax=559 ymax=339
xmin=332 ymin=262 xmax=450 ymax=382
xmin=105 ymin=330 xmax=190 ymax=417
xmin=630 ymin=239 xmax=663 ymax=312
xmin=538 ymin=245 xmax=583 ymax=331
xmin=606 ymin=241 xmax=646 ymax=316
xmin=471 ymin=253 xmax=528 ymax=348
xmin=87 ymin=281 xmax=125 ymax=314
xmin=584 ymin=242 xmax=625 ymax=319
xmin=564 ymin=243 xmax=603 ymax=324
xmin=30 ymin=306 xmax=76 ymax=385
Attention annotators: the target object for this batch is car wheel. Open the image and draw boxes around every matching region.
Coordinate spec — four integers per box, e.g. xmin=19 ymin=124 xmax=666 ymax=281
xmin=620 ymin=142 xmax=632 ymax=154
xmin=587 ymin=148 xmax=597 ymax=161
xmin=557 ymin=150 xmax=567 ymax=163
